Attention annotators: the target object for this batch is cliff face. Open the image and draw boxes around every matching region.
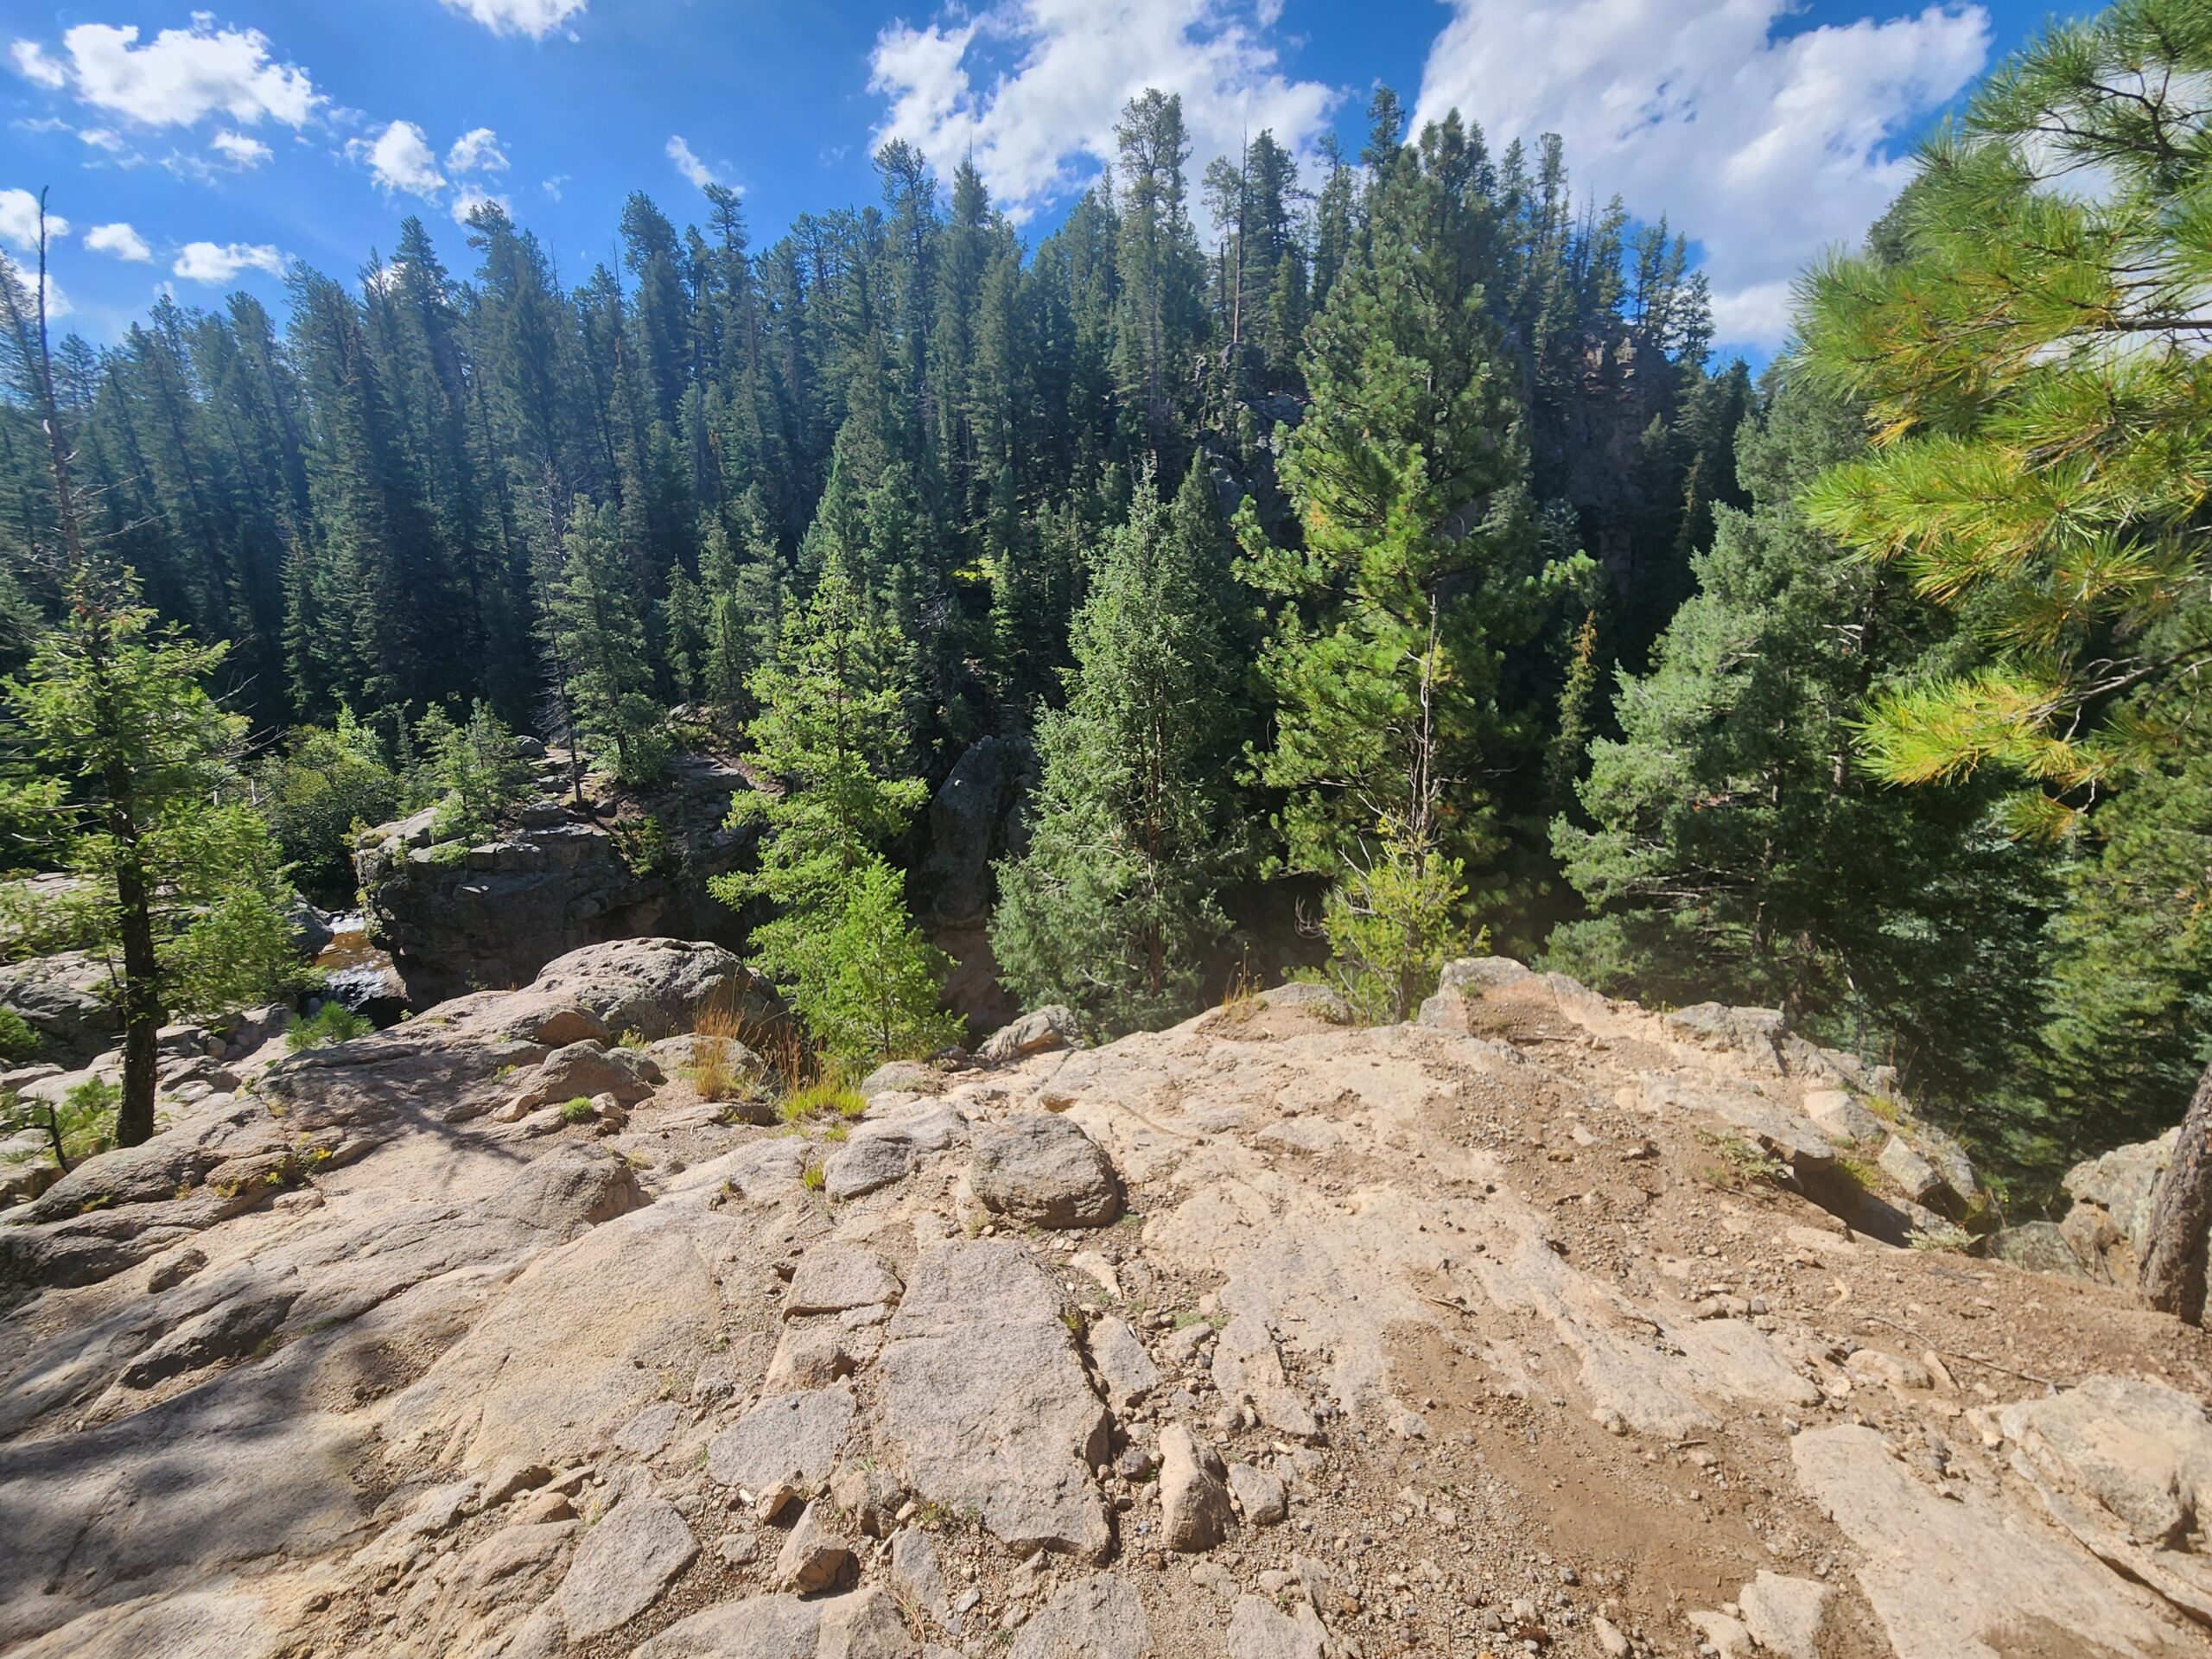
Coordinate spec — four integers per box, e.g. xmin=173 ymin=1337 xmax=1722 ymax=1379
xmin=354 ymin=757 xmax=758 ymax=1007
xmin=2 ymin=947 xmax=2208 ymax=1659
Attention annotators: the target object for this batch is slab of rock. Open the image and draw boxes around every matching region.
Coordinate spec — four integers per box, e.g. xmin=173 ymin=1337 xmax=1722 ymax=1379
xmin=1226 ymin=1461 xmax=1286 ymax=1526
xmin=708 ymin=1387 xmax=857 ymax=1505
xmin=1009 ymin=1573 xmax=1154 ymax=1659
xmin=969 ymin=1116 xmax=1122 ymax=1229
xmin=1800 ymin=1089 xmax=1883 ymax=1144
xmin=861 ymin=1060 xmax=939 ymax=1099
xmin=1792 ymin=1423 xmax=2192 ymax=1659
xmin=1086 ymin=1316 xmax=1159 ymax=1409
xmin=774 ymin=1501 xmax=854 ymax=1594
xmin=1225 ymin=1595 xmax=1326 ymax=1659
xmin=555 ymin=1493 xmax=698 ymax=1640
xmin=1416 ymin=956 xmax=1535 ymax=1030
xmin=1878 ymin=1135 xmax=1946 ymax=1204
xmin=786 ymin=1244 xmax=903 ymax=1318
xmin=1688 ymin=1611 xmax=1754 ymax=1658
xmin=823 ymin=1134 xmax=914 ymax=1201
xmin=2000 ymin=1374 xmax=2212 ymax=1622
xmin=1642 ymin=1077 xmax=1834 ymax=1170
xmin=880 ymin=1240 xmax=1111 ymax=1560
xmin=631 ymin=1592 xmax=823 ymax=1659
xmin=817 ymin=1586 xmax=918 ymax=1658
xmin=979 ymin=1006 xmax=1079 ymax=1065
xmin=1159 ymin=1424 xmax=1233 ymax=1553
xmin=1738 ymin=1572 xmax=1831 ymax=1659
xmin=888 ymin=1527 xmax=950 ymax=1621
xmin=1207 ymin=1318 xmax=1319 ymax=1440
xmin=508 ymin=1040 xmax=661 ymax=1112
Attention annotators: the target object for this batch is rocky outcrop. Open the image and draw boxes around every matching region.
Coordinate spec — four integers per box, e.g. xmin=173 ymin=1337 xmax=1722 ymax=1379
xmin=913 ymin=736 xmax=1033 ymax=930
xmin=1 ymin=946 xmax=2207 ymax=1659
xmin=356 ymin=756 xmax=760 ymax=1005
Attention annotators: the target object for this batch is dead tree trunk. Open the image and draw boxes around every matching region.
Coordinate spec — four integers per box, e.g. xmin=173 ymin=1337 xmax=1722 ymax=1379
xmin=2140 ymin=1057 xmax=2212 ymax=1325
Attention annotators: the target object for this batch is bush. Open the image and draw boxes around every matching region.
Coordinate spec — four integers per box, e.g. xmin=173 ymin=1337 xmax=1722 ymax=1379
xmin=287 ymin=1001 xmax=372 ymax=1052
xmin=408 ymin=702 xmax=532 ymax=843
xmin=249 ymin=709 xmax=400 ymax=899
xmin=0 ymin=1006 xmax=35 ymax=1061
xmin=560 ymin=1096 xmax=596 ymax=1124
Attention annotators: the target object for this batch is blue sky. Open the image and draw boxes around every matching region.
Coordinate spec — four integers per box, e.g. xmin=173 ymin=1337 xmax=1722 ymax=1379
xmin=2 ymin=0 xmax=2062 ymax=355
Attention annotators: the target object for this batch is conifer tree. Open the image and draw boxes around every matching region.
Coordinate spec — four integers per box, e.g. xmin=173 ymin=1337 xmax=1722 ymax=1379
xmin=546 ymin=499 xmax=665 ymax=784
xmin=0 ymin=229 xmax=302 ymax=1147
xmin=993 ymin=468 xmax=1239 ymax=1034
xmin=1798 ymin=0 xmax=2212 ymax=1317
xmin=710 ymin=552 xmax=953 ymax=1063
xmin=1242 ymin=114 xmax=1543 ymax=882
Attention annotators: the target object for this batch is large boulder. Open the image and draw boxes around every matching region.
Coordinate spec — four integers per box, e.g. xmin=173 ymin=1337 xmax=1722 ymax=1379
xmin=0 ymin=952 xmax=117 ymax=1065
xmin=2053 ymin=1130 xmax=2176 ymax=1284
xmin=969 ymin=1115 xmax=1122 ymax=1229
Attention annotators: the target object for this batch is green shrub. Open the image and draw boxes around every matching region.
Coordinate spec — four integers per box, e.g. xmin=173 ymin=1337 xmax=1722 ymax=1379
xmin=0 ymin=1007 xmax=35 ymax=1061
xmin=287 ymin=1001 xmax=372 ymax=1052
xmin=560 ymin=1096 xmax=597 ymax=1124
xmin=779 ymin=1078 xmax=867 ymax=1122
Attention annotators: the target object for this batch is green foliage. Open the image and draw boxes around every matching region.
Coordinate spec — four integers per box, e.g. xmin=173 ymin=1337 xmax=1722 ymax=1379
xmin=560 ymin=1096 xmax=596 ymax=1124
xmin=1799 ymin=0 xmax=2211 ymax=830
xmin=0 ymin=1007 xmax=34 ymax=1061
xmin=547 ymin=499 xmax=670 ymax=786
xmin=1240 ymin=117 xmax=1548 ymax=879
xmin=0 ymin=597 xmax=308 ymax=1076
xmin=250 ymin=707 xmax=400 ymax=898
xmin=1313 ymin=820 xmax=1475 ymax=1026
xmin=286 ymin=1001 xmax=372 ymax=1052
xmin=1548 ymin=370 xmax=2056 ymax=1115
xmin=711 ymin=551 xmax=952 ymax=1065
xmin=779 ymin=1077 xmax=868 ymax=1122
xmin=611 ymin=813 xmax=675 ymax=879
xmin=409 ymin=701 xmax=531 ymax=842
xmin=993 ymin=466 xmax=1241 ymax=1036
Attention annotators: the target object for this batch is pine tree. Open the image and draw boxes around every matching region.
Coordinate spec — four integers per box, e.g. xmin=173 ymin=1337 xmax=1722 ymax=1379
xmin=992 ymin=468 xmax=1239 ymax=1034
xmin=710 ymin=551 xmax=948 ymax=1062
xmin=1549 ymin=369 xmax=2053 ymax=1115
xmin=546 ymin=499 xmax=666 ymax=784
xmin=1242 ymin=114 xmax=1543 ymax=882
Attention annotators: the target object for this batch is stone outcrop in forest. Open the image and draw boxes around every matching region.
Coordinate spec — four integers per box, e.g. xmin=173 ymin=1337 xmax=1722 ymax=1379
xmin=2 ymin=941 xmax=2207 ymax=1659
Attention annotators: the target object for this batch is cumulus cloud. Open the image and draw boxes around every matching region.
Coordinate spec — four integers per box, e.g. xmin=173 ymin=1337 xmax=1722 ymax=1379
xmin=7 ymin=19 xmax=317 ymax=130
xmin=211 ymin=129 xmax=272 ymax=168
xmin=172 ymin=240 xmax=286 ymax=284
xmin=356 ymin=119 xmax=447 ymax=197
xmin=448 ymin=127 xmax=509 ymax=174
xmin=666 ymin=135 xmax=723 ymax=191
xmin=86 ymin=220 xmax=151 ymax=261
xmin=439 ymin=0 xmax=589 ymax=39
xmin=0 ymin=189 xmax=66 ymax=250
xmin=868 ymin=0 xmax=1337 ymax=222
xmin=1412 ymin=0 xmax=1990 ymax=345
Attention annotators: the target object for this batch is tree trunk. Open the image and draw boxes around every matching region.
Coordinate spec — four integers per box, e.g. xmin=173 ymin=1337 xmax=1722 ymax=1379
xmin=112 ymin=841 xmax=162 ymax=1148
xmin=2140 ymin=1057 xmax=2212 ymax=1325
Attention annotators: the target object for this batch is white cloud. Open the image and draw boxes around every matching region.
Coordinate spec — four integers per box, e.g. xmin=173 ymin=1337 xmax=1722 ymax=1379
xmin=447 ymin=126 xmax=509 ymax=173
xmin=0 ymin=189 xmax=66 ymax=250
xmin=8 ymin=19 xmax=317 ymax=129
xmin=666 ymin=135 xmax=723 ymax=191
xmin=211 ymin=129 xmax=272 ymax=168
xmin=1413 ymin=0 xmax=1990 ymax=346
xmin=86 ymin=220 xmax=151 ymax=261
xmin=451 ymin=183 xmax=512 ymax=226
xmin=439 ymin=0 xmax=589 ymax=40
xmin=542 ymin=174 xmax=569 ymax=200
xmin=356 ymin=119 xmax=447 ymax=197
xmin=10 ymin=41 xmax=67 ymax=89
xmin=868 ymin=0 xmax=1337 ymax=223
xmin=172 ymin=239 xmax=286 ymax=284
xmin=79 ymin=126 xmax=128 ymax=153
